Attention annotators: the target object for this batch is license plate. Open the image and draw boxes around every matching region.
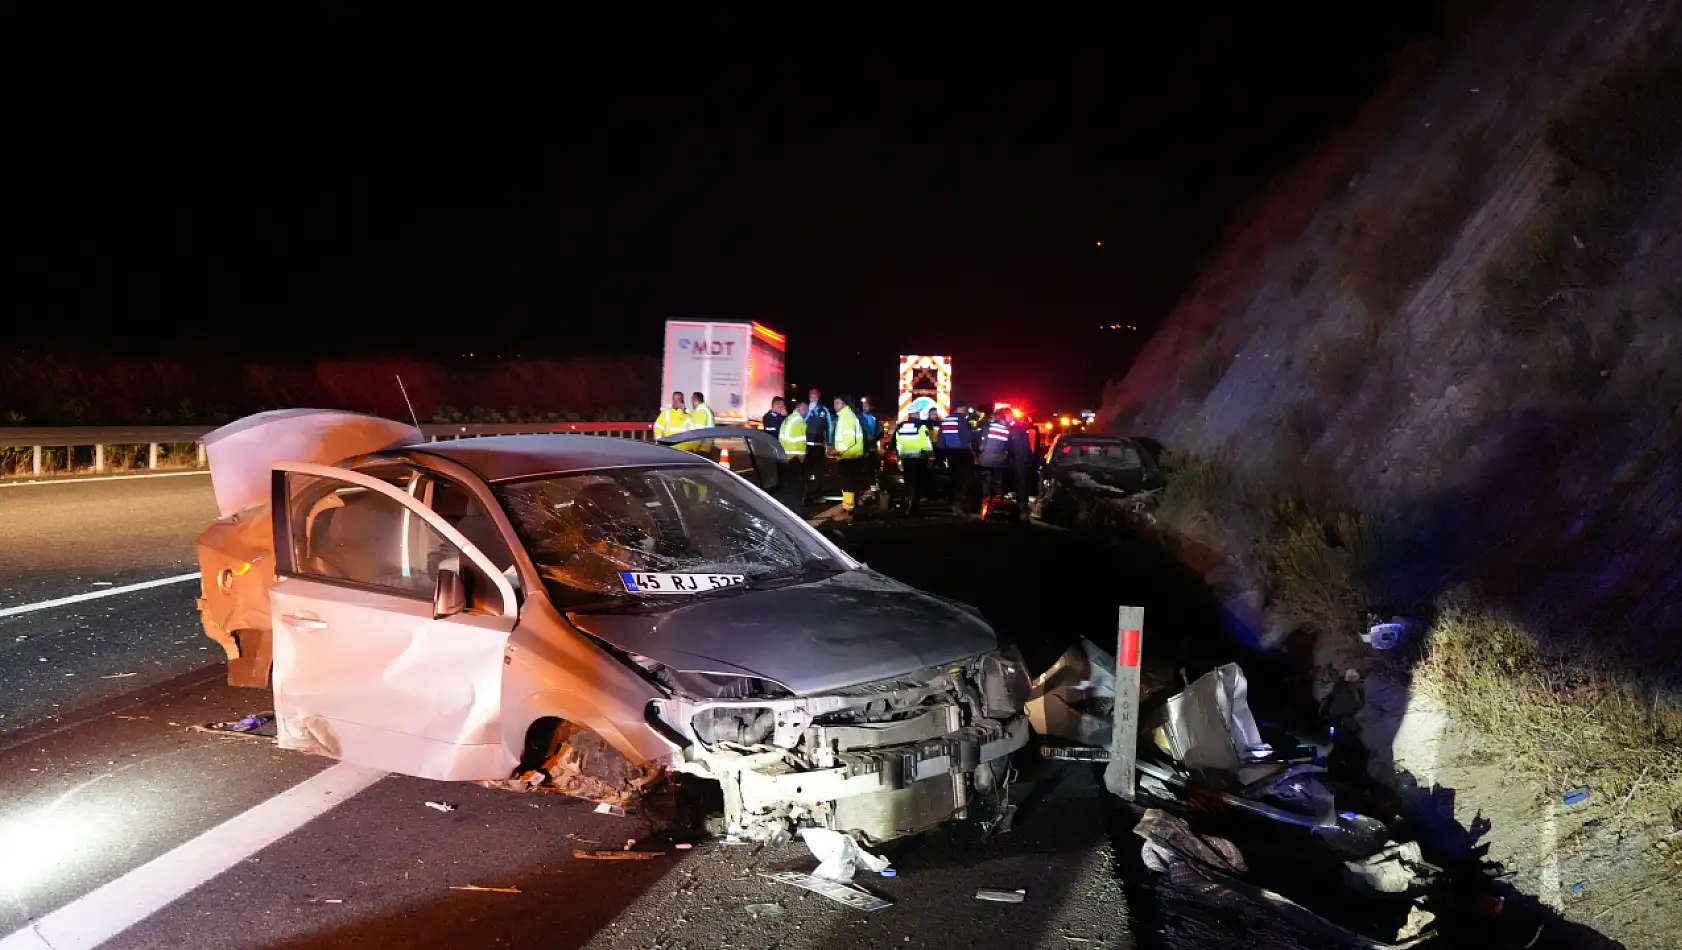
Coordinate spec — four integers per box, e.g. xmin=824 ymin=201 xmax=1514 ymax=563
xmin=620 ymin=572 xmax=746 ymax=594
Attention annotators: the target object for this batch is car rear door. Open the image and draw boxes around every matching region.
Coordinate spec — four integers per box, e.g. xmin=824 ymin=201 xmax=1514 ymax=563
xmin=268 ymin=461 xmax=519 ymax=781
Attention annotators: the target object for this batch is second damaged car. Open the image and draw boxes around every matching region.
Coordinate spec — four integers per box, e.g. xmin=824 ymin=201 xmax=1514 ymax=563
xmin=194 ymin=411 xmax=1030 ymax=844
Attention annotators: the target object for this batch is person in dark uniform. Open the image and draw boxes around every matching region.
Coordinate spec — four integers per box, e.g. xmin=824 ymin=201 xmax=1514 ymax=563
xmin=936 ymin=401 xmax=978 ymax=515
xmin=801 ymin=388 xmax=833 ymax=502
xmin=762 ymin=396 xmax=787 ymax=434
xmin=1008 ymin=414 xmax=1036 ymax=522
xmin=977 ymin=413 xmax=1012 ymax=502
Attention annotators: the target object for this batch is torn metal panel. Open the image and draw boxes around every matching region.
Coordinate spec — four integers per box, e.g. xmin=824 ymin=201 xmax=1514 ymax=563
xmin=1153 ymin=662 xmax=1266 ymax=775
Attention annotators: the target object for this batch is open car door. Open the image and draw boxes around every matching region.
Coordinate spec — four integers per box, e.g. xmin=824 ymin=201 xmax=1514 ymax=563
xmin=268 ymin=461 xmax=520 ymax=781
xmin=658 ymin=425 xmax=797 ymax=507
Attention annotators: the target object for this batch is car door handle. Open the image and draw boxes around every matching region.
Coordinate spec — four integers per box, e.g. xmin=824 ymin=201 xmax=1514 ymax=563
xmin=282 ymin=615 xmax=329 ymax=630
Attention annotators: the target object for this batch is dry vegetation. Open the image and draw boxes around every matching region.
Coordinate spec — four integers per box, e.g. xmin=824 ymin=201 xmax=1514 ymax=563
xmin=1417 ymin=606 xmax=1682 ymax=816
xmin=1156 ymin=450 xmax=1682 ymax=819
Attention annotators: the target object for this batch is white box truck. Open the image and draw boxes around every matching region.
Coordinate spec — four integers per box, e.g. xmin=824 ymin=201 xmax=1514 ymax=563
xmin=661 ymin=320 xmax=786 ymax=426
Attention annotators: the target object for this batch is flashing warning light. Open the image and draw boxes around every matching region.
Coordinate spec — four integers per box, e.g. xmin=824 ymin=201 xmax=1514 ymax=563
xmin=1010 ymin=407 xmax=1024 ymax=419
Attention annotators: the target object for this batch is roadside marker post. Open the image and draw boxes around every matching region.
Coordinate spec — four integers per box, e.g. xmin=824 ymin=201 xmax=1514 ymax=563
xmin=1102 ymin=605 xmax=1144 ymax=800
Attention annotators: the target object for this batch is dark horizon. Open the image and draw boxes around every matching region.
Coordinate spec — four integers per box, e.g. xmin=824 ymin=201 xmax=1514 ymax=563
xmin=6 ymin=9 xmax=1441 ymax=413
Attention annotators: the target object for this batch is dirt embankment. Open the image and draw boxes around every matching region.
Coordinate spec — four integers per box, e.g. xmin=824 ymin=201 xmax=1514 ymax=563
xmin=1096 ymin=1 xmax=1682 ymax=945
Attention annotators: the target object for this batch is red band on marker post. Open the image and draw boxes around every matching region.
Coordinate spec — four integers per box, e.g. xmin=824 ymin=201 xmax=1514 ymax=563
xmin=1119 ymin=628 xmax=1142 ymax=668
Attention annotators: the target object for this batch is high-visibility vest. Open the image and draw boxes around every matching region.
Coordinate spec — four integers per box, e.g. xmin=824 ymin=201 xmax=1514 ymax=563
xmin=779 ymin=411 xmax=808 ymax=457
xmin=654 ymin=407 xmax=688 ymax=439
xmin=834 ymin=406 xmax=865 ymax=459
xmin=895 ymin=420 xmax=932 ymax=457
xmin=688 ymin=404 xmax=715 ymax=429
xmin=984 ymin=421 xmax=1011 ymax=446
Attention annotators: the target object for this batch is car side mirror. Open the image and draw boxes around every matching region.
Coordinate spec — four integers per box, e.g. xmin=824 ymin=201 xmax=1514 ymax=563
xmin=434 ymin=566 xmax=467 ymax=618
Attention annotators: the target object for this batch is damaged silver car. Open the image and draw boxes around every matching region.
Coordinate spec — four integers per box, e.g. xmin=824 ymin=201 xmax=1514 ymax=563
xmin=195 ymin=410 xmax=1030 ymax=843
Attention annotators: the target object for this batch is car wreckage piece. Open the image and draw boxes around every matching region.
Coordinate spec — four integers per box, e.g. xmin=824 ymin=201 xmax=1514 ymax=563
xmin=193 ymin=411 xmax=1030 ymax=845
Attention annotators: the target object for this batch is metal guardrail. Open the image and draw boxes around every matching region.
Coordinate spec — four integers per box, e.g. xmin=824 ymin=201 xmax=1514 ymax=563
xmin=0 ymin=422 xmax=655 ymax=477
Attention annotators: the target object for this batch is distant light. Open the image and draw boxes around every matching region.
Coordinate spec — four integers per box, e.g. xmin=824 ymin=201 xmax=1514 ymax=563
xmin=1095 ymin=241 xmax=1103 ymax=247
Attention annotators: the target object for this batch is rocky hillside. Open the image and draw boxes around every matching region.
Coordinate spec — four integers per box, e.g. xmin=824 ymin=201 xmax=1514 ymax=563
xmin=1103 ymin=0 xmax=1682 ymax=664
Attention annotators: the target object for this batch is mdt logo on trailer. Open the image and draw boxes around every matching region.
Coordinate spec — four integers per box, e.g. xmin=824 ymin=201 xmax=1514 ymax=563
xmin=678 ymin=338 xmax=735 ymax=356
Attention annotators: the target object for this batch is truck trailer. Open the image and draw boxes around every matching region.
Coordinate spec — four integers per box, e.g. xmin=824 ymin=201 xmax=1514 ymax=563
xmin=662 ymin=320 xmax=786 ymax=426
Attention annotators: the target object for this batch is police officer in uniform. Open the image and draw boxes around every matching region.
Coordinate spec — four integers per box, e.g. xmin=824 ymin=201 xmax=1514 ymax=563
xmin=936 ymin=401 xmax=978 ymax=515
xmin=978 ymin=412 xmax=1012 ymax=503
xmin=894 ymin=410 xmax=934 ymax=516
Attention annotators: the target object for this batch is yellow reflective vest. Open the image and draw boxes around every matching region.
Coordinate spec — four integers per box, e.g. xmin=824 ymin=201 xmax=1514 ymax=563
xmin=894 ymin=420 xmax=933 ymax=457
xmin=779 ymin=411 xmax=808 ymax=457
xmin=688 ymin=403 xmax=715 ymax=429
xmin=653 ymin=407 xmax=688 ymax=439
xmin=833 ymin=406 xmax=864 ymax=459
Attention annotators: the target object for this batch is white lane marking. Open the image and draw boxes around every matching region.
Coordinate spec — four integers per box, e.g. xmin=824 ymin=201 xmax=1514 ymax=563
xmin=0 ymin=574 xmax=200 ymax=621
xmin=0 ymin=471 xmax=211 ymax=489
xmin=0 ymin=763 xmax=385 ymax=950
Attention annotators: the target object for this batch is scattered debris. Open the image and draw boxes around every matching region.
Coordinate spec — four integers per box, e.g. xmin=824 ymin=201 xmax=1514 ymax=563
xmin=450 ymin=884 xmax=521 ymax=894
xmin=424 ymin=801 xmax=456 ymax=813
xmin=976 ymin=888 xmax=1027 ymax=903
xmin=1570 ymin=879 xmax=1589 ymax=896
xmin=101 ymin=672 xmax=137 ymax=679
xmin=1151 ymin=663 xmax=1268 ymax=775
xmin=1134 ymin=809 xmax=1403 ymax=949
xmin=675 ymin=842 xmax=693 ymax=850
xmin=1564 ymin=785 xmax=1591 ymax=807
xmin=1026 ymin=638 xmax=1117 ymax=747
xmin=1341 ymin=841 xmax=1436 ymax=896
xmin=1361 ymin=617 xmax=1416 ymax=651
xmin=1040 ymin=745 xmax=1111 ymax=762
xmin=594 ymin=802 xmax=628 ymax=818
xmin=191 ymin=711 xmax=278 ymax=741
xmin=762 ymin=871 xmax=892 ymax=911
xmin=574 ymin=849 xmax=660 ymax=861
xmin=743 ymin=902 xmax=786 ymax=918
xmin=801 ymin=827 xmax=891 ymax=882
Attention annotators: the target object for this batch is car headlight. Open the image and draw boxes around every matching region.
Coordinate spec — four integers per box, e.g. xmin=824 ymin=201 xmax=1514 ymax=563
xmin=980 ymin=645 xmax=1031 ymax=717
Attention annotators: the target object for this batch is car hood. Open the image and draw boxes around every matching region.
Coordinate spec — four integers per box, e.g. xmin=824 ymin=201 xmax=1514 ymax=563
xmin=567 ymin=570 xmax=997 ymax=696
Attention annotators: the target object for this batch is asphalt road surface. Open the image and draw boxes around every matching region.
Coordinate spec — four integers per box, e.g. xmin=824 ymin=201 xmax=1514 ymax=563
xmin=0 ymin=472 xmax=1406 ymax=950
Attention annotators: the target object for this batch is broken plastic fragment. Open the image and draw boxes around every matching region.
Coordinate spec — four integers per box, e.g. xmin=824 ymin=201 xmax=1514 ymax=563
xmin=594 ymin=802 xmax=627 ymax=817
xmin=424 ymin=801 xmax=456 ymax=813
xmin=449 ymin=884 xmax=521 ymax=893
xmin=801 ymin=827 xmax=891 ymax=883
xmin=762 ymin=871 xmax=891 ymax=911
xmin=976 ymin=889 xmax=1026 ymax=903
xmin=744 ymin=902 xmax=786 ymax=918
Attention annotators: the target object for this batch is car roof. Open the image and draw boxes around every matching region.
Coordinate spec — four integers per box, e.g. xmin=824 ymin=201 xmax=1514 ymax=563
xmin=393 ymin=434 xmax=709 ymax=483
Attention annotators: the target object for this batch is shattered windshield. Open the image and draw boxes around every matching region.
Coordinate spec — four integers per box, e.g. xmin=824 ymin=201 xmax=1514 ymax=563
xmin=1056 ymin=442 xmax=1142 ymax=469
xmin=495 ymin=465 xmax=846 ymax=609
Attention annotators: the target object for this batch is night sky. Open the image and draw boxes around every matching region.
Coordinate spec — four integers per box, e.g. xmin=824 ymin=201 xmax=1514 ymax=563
xmin=7 ymin=8 xmax=1441 ymax=411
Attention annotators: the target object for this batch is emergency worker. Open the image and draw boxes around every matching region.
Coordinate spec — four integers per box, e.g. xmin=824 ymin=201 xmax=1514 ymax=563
xmin=832 ymin=394 xmax=865 ymax=519
xmin=894 ymin=410 xmax=934 ymax=515
xmin=936 ymin=401 xmax=978 ymax=515
xmin=777 ymin=403 xmax=808 ymax=511
xmin=653 ymin=391 xmax=689 ymax=439
xmin=1008 ymin=413 xmax=1035 ymax=522
xmin=801 ymin=388 xmax=832 ymax=502
xmin=978 ymin=411 xmax=1013 ymax=501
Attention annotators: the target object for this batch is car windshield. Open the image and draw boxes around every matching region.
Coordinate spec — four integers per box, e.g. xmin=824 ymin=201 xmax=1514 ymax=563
xmin=1056 ymin=442 xmax=1142 ymax=469
xmin=495 ymin=464 xmax=846 ymax=609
